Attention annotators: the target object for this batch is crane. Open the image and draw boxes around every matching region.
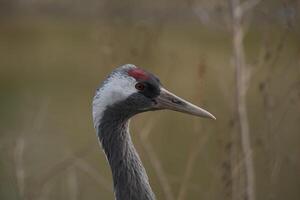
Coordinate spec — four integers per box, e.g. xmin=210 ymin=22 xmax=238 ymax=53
xmin=92 ymin=64 xmax=215 ymax=200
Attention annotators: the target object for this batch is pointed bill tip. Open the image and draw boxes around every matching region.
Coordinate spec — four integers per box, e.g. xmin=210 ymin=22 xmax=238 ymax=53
xmin=202 ymin=110 xmax=216 ymax=120
xmin=183 ymin=100 xmax=216 ymax=120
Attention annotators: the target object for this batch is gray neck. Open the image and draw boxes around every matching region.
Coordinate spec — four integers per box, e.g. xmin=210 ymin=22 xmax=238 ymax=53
xmin=97 ymin=107 xmax=155 ymax=200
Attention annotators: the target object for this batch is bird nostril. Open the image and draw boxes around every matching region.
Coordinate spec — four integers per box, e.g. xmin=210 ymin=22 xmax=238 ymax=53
xmin=171 ymin=98 xmax=183 ymax=105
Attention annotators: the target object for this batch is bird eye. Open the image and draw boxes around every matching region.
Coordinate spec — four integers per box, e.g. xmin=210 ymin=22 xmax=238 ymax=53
xmin=135 ymin=83 xmax=145 ymax=91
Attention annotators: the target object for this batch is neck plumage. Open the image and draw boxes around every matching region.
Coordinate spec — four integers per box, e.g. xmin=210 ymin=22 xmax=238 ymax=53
xmin=96 ymin=108 xmax=155 ymax=200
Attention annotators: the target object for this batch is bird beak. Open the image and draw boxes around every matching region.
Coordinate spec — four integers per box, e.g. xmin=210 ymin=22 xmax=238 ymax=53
xmin=154 ymin=88 xmax=216 ymax=120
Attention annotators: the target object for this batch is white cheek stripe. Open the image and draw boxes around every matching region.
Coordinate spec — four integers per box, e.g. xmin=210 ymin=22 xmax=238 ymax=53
xmin=92 ymin=72 xmax=137 ymax=129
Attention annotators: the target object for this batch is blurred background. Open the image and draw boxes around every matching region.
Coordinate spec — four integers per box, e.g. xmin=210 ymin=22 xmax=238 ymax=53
xmin=0 ymin=0 xmax=299 ymax=200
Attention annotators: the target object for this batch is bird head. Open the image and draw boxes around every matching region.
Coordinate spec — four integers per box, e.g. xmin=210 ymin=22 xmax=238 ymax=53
xmin=93 ymin=64 xmax=215 ymax=127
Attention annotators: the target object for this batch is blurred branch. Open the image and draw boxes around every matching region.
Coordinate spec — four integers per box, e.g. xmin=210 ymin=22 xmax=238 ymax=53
xmin=16 ymin=95 xmax=50 ymax=200
xmin=168 ymin=175 xmax=199 ymax=190
xmin=177 ymin=125 xmax=208 ymax=200
xmin=30 ymin=96 xmax=51 ymax=135
xmin=256 ymin=29 xmax=289 ymax=74
xmin=240 ymin=0 xmax=262 ymax=13
xmin=267 ymin=30 xmax=289 ymax=70
xmin=75 ymin=158 xmax=112 ymax=192
xmin=14 ymin=137 xmax=25 ymax=199
xmin=67 ymin=166 xmax=78 ymax=200
xmin=139 ymin=120 xmax=175 ymax=200
xmin=270 ymin=157 xmax=282 ymax=184
xmin=38 ymin=180 xmax=54 ymax=200
xmin=229 ymin=0 xmax=260 ymax=200
xmin=26 ymin=145 xmax=95 ymax=199
xmin=267 ymin=157 xmax=282 ymax=200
